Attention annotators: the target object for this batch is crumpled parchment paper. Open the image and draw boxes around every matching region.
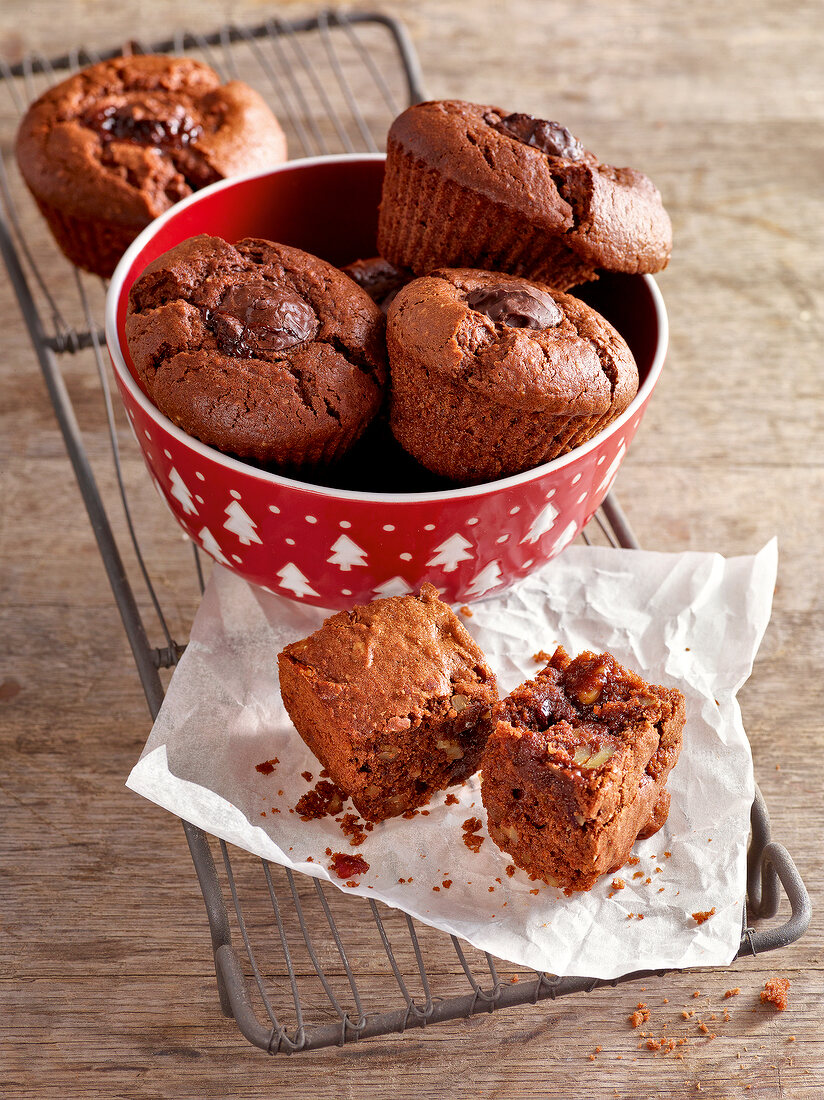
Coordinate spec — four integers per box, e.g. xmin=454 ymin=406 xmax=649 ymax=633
xmin=127 ymin=540 xmax=777 ymax=979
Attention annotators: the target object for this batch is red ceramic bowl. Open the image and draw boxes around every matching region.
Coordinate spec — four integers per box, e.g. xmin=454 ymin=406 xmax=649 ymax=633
xmin=106 ymin=155 xmax=667 ymax=609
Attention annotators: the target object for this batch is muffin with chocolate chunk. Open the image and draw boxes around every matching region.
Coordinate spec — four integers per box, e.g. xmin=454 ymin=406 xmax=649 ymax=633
xmin=125 ymin=234 xmax=387 ymax=468
xmin=341 ymin=256 xmax=413 ymax=312
xmin=378 ymin=99 xmax=671 ymax=290
xmin=387 ymin=268 xmax=638 ymax=483
xmin=16 ymin=55 xmax=287 ymax=277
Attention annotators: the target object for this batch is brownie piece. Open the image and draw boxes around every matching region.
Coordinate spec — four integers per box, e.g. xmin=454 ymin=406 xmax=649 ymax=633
xmin=481 ymin=647 xmax=685 ymax=892
xmin=387 ymin=268 xmax=638 ymax=483
xmin=16 ymin=55 xmax=287 ymax=277
xmin=377 ymin=99 xmax=672 ymax=291
xmin=125 ymin=234 xmax=387 ymax=468
xmin=278 ymin=584 xmax=498 ymax=822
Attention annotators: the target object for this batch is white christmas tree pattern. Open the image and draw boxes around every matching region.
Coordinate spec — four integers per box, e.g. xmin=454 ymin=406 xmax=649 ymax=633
xmin=277 ymin=562 xmax=319 ymax=599
xmin=372 ymin=575 xmax=412 ymax=598
xmin=223 ymin=498 xmax=262 ymax=545
xmin=426 ymin=532 xmax=473 ymax=573
xmin=550 ymin=520 xmax=579 ymax=556
xmin=466 ymin=560 xmax=503 ymax=598
xmin=168 ymin=467 xmax=198 ymax=515
xmin=597 ymin=442 xmax=626 ymax=496
xmin=327 ymin=534 xmax=368 ymax=571
xmin=197 ymin=526 xmax=231 ymax=565
xmin=520 ymin=499 xmax=559 ymax=544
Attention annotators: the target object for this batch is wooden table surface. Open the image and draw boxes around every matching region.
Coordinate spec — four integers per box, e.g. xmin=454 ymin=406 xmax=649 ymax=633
xmin=2 ymin=1 xmax=822 ymax=1096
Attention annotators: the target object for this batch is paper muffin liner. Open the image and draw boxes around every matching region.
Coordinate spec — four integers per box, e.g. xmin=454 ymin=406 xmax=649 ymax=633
xmin=377 ymin=142 xmax=596 ymax=290
xmin=389 ymin=363 xmax=595 ymax=483
xmin=31 ymin=196 xmax=141 ymax=279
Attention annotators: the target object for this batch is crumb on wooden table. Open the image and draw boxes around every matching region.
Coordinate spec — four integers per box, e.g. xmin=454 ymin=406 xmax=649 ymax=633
xmin=760 ymin=977 xmax=790 ymax=1011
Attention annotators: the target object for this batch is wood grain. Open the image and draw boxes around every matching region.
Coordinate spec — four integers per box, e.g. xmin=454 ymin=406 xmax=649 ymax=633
xmin=1 ymin=1 xmax=822 ymax=1097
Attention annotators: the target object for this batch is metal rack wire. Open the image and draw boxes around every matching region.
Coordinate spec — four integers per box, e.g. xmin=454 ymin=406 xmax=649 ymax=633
xmin=0 ymin=10 xmax=810 ymax=1054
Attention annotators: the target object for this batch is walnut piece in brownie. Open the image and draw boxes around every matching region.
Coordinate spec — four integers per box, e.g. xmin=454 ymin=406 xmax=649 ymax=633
xmin=125 ymin=234 xmax=387 ymax=468
xmin=16 ymin=55 xmax=287 ymax=277
xmin=481 ymin=647 xmax=685 ymax=892
xmin=278 ymin=584 xmax=498 ymax=822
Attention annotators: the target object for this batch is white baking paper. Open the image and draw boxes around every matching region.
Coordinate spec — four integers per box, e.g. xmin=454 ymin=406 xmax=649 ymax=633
xmin=127 ymin=540 xmax=777 ymax=980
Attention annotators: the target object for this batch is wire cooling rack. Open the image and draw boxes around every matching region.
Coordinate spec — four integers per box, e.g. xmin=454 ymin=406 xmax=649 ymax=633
xmin=0 ymin=10 xmax=811 ymax=1054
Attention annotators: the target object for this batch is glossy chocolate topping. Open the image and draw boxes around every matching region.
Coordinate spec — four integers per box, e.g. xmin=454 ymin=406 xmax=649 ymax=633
xmin=208 ymin=281 xmax=319 ymax=357
xmin=486 ymin=111 xmax=584 ymax=161
xmin=85 ymin=97 xmax=202 ymax=148
xmin=466 ymin=284 xmax=563 ymax=329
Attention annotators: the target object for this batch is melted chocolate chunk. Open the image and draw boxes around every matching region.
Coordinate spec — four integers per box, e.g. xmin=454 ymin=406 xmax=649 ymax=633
xmin=85 ymin=98 xmax=202 ymax=148
xmin=209 ymin=281 xmax=318 ymax=357
xmin=486 ymin=111 xmax=584 ymax=161
xmin=466 ymin=284 xmax=563 ymax=329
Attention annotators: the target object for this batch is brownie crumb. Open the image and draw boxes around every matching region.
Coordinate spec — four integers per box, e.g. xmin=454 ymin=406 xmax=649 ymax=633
xmin=319 ymin=768 xmax=330 ymax=778
xmin=301 ymin=771 xmax=313 ymax=782
xmin=432 ymin=885 xmax=440 ymax=892
xmin=460 ymin=605 xmax=473 ymax=617
xmin=339 ymin=812 xmax=368 ymax=847
xmin=329 ymin=852 xmax=369 ymax=880
xmin=325 ymin=847 xmax=332 ymax=856
xmin=632 ymin=871 xmax=645 ymax=880
xmin=724 ymin=988 xmax=740 ymax=999
xmin=295 ymin=780 xmax=347 ymax=820
xmin=760 ymin=977 xmax=790 ymax=1011
xmin=692 ymin=991 xmax=701 ymax=998
xmin=612 ymin=877 xmax=625 ymax=891
xmin=664 ymin=851 xmax=672 ymax=858
xmin=506 ymin=865 xmax=516 ymax=877
xmin=692 ymin=908 xmax=716 ymax=925
xmin=532 ymin=649 xmax=553 ymax=663
xmin=442 ymin=879 xmax=452 ymax=889
xmin=627 ymin=856 xmax=640 ymax=867
xmin=444 ymin=793 xmax=460 ymax=806
xmin=462 ymin=816 xmax=485 ymax=853
xmin=629 ymin=1006 xmax=650 ymax=1028
xmin=255 ymin=758 xmax=280 ymax=775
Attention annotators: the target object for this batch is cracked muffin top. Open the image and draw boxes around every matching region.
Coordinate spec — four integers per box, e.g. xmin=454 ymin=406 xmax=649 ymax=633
xmin=16 ymin=55 xmax=287 ymax=276
xmin=125 ymin=234 xmax=387 ymax=468
xmin=379 ymin=99 xmax=671 ymax=285
xmin=17 ymin=55 xmax=286 ymax=221
xmin=387 ymin=268 xmax=638 ymax=416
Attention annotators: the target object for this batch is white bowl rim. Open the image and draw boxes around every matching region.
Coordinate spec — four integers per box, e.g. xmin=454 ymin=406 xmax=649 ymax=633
xmin=105 ymin=152 xmax=669 ymax=505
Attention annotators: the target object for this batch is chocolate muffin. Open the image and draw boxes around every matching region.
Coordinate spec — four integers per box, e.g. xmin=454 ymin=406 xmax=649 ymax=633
xmin=125 ymin=234 xmax=387 ymax=468
xmin=386 ymin=268 xmax=638 ymax=483
xmin=16 ymin=55 xmax=287 ymax=277
xmin=341 ymin=255 xmax=413 ymax=313
xmin=481 ymin=647 xmax=685 ymax=892
xmin=278 ymin=583 xmax=499 ymax=822
xmin=377 ymin=99 xmax=672 ymax=290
